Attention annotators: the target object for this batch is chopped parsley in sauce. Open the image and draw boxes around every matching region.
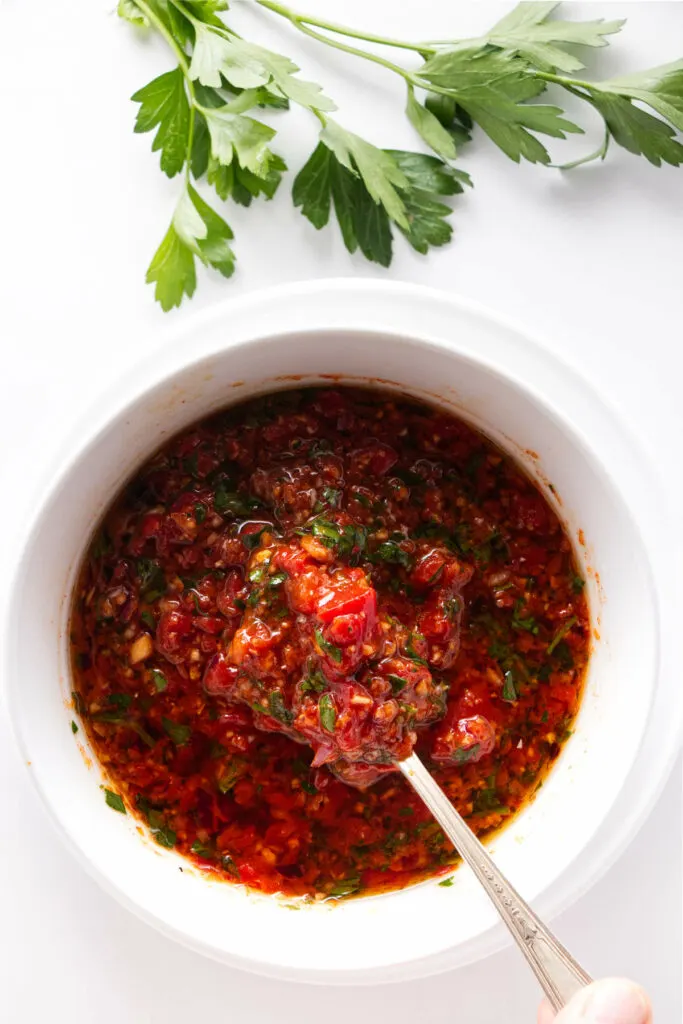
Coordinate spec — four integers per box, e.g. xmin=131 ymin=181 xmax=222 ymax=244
xmin=71 ymin=387 xmax=589 ymax=898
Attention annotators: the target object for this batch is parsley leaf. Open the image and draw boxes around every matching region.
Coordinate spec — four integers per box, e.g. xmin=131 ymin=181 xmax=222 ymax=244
xmin=390 ymin=150 xmax=471 ymax=254
xmin=453 ymin=743 xmax=481 ymax=764
xmin=502 ymin=669 xmax=518 ymax=702
xmin=208 ymin=152 xmax=287 ymax=205
xmin=547 ymin=615 xmax=578 ymax=654
xmin=224 ymin=38 xmax=336 ymax=111
xmin=406 ymin=85 xmax=457 ymax=160
xmin=104 ymin=788 xmax=126 ymax=813
xmin=202 ymin=106 xmax=277 ymax=178
xmin=320 ymin=120 xmax=409 ymax=228
xmin=372 ymin=540 xmax=413 ymax=569
xmin=388 ymin=673 xmax=408 ymax=694
xmin=424 ymin=94 xmax=473 ymax=147
xmin=300 ymin=667 xmax=326 ymax=693
xmin=604 ymin=60 xmax=683 ymax=133
xmin=584 ymin=88 xmax=683 ymax=167
xmin=484 ymin=4 xmax=624 ymax=74
xmin=189 ymin=25 xmax=335 ymax=110
xmin=122 ymin=0 xmax=683 ymax=310
xmin=319 ymin=692 xmax=337 ymax=732
xmin=314 ymin=628 xmax=343 ymax=664
xmin=512 ymin=600 xmax=539 ymax=634
xmin=146 ymin=183 xmax=235 ymax=310
xmin=150 ymin=669 xmax=168 ymax=692
xmin=132 ymin=68 xmax=191 ymax=177
xmin=162 ymin=717 xmax=191 ymax=745
xmin=418 ymin=48 xmax=583 ymax=164
xmin=328 ymin=876 xmax=361 ymax=897
xmin=267 ymin=690 xmax=294 ymax=725
xmin=294 ymin=140 xmax=468 ymax=264
xmin=107 ymin=693 xmax=132 ymax=710
xmin=145 ymin=221 xmax=196 ymax=311
xmin=118 ymin=0 xmax=149 ymax=27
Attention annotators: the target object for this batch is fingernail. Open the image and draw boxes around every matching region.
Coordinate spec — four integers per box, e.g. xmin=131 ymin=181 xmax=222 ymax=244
xmin=579 ymin=979 xmax=651 ymax=1024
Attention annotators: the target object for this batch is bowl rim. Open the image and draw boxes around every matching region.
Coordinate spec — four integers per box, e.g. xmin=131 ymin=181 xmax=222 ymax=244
xmin=4 ymin=279 xmax=681 ymax=982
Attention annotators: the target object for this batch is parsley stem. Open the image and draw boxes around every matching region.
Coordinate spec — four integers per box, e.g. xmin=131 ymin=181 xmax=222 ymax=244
xmin=135 ymin=0 xmax=198 ymax=182
xmin=533 ymin=71 xmax=594 ymax=94
xmin=553 ymin=126 xmax=611 ymax=170
xmin=256 ymin=0 xmax=432 ymax=57
xmin=276 ymin=15 xmax=416 ymax=82
xmin=134 ymin=0 xmax=192 ymax=81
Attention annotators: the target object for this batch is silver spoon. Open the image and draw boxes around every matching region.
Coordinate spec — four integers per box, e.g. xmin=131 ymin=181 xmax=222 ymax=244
xmin=399 ymin=753 xmax=592 ymax=1012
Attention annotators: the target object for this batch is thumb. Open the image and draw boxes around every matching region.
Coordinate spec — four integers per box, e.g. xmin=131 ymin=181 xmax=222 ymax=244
xmin=537 ymin=979 xmax=652 ymax=1024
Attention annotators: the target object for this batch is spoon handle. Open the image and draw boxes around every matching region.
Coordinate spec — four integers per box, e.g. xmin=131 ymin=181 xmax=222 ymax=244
xmin=399 ymin=753 xmax=592 ymax=1012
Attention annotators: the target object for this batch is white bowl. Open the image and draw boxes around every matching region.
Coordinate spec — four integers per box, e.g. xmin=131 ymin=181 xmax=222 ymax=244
xmin=5 ymin=281 xmax=681 ymax=983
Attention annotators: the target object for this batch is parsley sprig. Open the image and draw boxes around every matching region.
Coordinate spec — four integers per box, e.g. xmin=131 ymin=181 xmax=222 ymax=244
xmin=121 ymin=1 xmax=683 ymax=308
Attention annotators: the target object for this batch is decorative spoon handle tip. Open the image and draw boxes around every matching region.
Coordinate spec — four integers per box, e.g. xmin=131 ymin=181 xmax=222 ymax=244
xmin=399 ymin=753 xmax=592 ymax=1012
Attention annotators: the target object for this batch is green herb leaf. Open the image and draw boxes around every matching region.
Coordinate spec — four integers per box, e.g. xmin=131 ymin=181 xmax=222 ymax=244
xmin=387 ymin=673 xmax=407 ymax=694
xmin=438 ymin=875 xmax=454 ymax=887
xmin=321 ymin=119 xmax=409 ymax=227
xmin=189 ymin=27 xmax=335 ymax=110
xmin=145 ymin=221 xmax=197 ymax=312
xmin=512 ymin=600 xmax=539 ymax=634
xmin=146 ymin=183 xmax=235 ymax=310
xmin=203 ymin=106 xmax=277 ymax=178
xmin=584 ymin=89 xmax=683 ymax=167
xmin=315 ymin=628 xmax=343 ymax=664
xmin=71 ymin=720 xmax=79 ymax=734
xmin=603 ymin=60 xmax=683 ymax=133
xmin=267 ymin=690 xmax=294 ymax=725
xmin=424 ymin=94 xmax=473 ymax=147
xmin=300 ymin=667 xmax=326 ymax=694
xmin=419 ymin=48 xmax=582 ymax=164
xmin=571 ymin=573 xmax=585 ymax=594
xmin=321 ymin=487 xmax=342 ymax=508
xmin=406 ymin=85 xmax=457 ymax=160
xmin=294 ymin=139 xmax=469 ymax=266
xmin=547 ymin=616 xmax=578 ymax=654
xmin=453 ymin=743 xmax=481 ymax=764
xmin=388 ymin=149 xmax=471 ymax=251
xmin=150 ymin=668 xmax=168 ymax=692
xmin=108 ymin=693 xmax=132 ymax=710
xmin=218 ymin=758 xmax=245 ymax=793
xmin=137 ymin=558 xmax=166 ymax=595
xmin=152 ymin=824 xmax=177 ymax=848
xmin=292 ymin=142 xmax=332 ymax=229
xmin=405 ymin=632 xmax=428 ymax=666
xmin=72 ymin=690 xmax=87 ymax=716
xmin=372 ymin=540 xmax=413 ymax=569
xmin=214 ymin=486 xmax=260 ymax=515
xmin=502 ymin=669 xmax=518 ymax=702
xmin=319 ymin=692 xmax=337 ymax=732
xmin=484 ymin=4 xmax=624 ymax=74
xmin=328 ymin=876 xmax=360 ymax=897
xmin=162 ymin=716 xmax=191 ymax=745
xmin=208 ymin=152 xmax=287 ymax=206
xmin=118 ymin=0 xmax=149 ymax=27
xmin=191 ymin=839 xmax=215 ymax=858
xmin=131 ymin=68 xmax=190 ymax=177
xmin=267 ymin=571 xmax=288 ymax=589
xmin=141 ymin=610 xmax=156 ymax=630
xmin=104 ymin=789 xmax=126 ymax=814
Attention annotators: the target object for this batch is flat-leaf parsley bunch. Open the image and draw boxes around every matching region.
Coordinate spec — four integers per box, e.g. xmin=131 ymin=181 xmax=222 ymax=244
xmin=120 ymin=0 xmax=683 ymax=309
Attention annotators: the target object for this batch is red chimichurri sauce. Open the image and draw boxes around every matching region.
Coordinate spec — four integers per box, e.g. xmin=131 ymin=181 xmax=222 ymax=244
xmin=71 ymin=387 xmax=589 ymax=899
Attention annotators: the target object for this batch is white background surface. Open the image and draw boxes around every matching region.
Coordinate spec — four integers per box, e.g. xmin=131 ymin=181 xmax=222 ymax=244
xmin=1 ymin=2 xmax=681 ymax=1021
